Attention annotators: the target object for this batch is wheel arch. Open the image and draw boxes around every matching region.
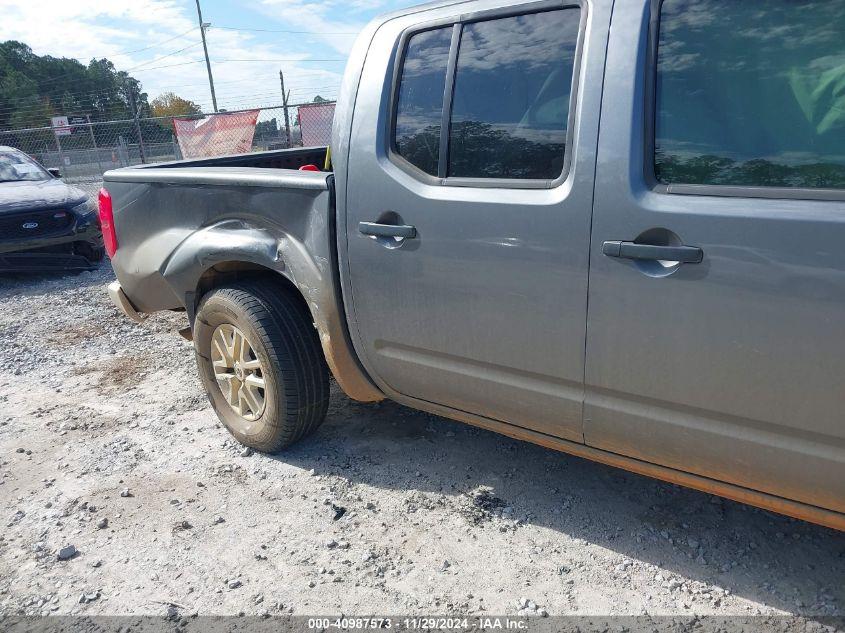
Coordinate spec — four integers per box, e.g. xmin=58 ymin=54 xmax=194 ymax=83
xmin=194 ymin=260 xmax=301 ymax=318
xmin=164 ymin=222 xmax=384 ymax=402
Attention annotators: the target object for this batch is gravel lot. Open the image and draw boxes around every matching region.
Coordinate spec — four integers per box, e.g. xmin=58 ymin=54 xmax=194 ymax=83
xmin=0 ymin=259 xmax=844 ymax=621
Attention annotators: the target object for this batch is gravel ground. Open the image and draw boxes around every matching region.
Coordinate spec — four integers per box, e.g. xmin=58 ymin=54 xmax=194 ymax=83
xmin=0 ymin=260 xmax=844 ymax=621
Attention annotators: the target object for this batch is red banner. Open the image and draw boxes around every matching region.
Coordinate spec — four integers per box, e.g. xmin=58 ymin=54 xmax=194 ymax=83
xmin=173 ymin=110 xmax=260 ymax=158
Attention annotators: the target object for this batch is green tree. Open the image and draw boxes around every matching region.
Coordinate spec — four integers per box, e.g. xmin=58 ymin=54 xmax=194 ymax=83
xmin=0 ymin=40 xmax=150 ymax=135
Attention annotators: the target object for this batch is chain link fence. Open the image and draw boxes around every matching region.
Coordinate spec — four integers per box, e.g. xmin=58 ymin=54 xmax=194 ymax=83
xmin=0 ymin=102 xmax=335 ymax=185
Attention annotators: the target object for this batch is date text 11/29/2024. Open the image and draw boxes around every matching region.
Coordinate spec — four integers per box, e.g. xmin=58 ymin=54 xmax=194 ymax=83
xmin=307 ymin=618 xmax=531 ymax=630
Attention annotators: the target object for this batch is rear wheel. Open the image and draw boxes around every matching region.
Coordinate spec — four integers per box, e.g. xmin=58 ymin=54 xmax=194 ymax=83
xmin=193 ymin=281 xmax=329 ymax=452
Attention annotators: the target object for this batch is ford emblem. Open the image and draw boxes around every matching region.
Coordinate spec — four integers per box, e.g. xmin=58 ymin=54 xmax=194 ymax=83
xmin=22 ymin=222 xmax=39 ymax=229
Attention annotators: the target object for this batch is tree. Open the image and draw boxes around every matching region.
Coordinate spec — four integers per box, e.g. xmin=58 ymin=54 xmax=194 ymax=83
xmin=254 ymin=118 xmax=279 ymax=140
xmin=0 ymin=40 xmax=151 ymax=139
xmin=150 ymin=92 xmax=202 ymax=119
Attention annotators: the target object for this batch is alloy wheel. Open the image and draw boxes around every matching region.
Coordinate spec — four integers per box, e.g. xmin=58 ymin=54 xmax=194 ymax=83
xmin=210 ymin=324 xmax=267 ymax=421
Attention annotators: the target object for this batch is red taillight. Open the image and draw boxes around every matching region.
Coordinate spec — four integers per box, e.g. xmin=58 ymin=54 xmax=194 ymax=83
xmin=298 ymin=164 xmax=320 ymax=171
xmin=98 ymin=188 xmax=117 ymax=258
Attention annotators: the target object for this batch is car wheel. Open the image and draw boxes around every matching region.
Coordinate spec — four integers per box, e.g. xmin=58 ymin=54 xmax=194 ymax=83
xmin=193 ymin=280 xmax=330 ymax=452
xmin=89 ymin=246 xmax=105 ymax=262
xmin=76 ymin=242 xmax=104 ymax=264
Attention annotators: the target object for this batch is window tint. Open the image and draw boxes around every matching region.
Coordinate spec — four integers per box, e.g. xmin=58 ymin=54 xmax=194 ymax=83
xmin=448 ymin=9 xmax=580 ymax=179
xmin=394 ymin=27 xmax=452 ymax=175
xmin=655 ymin=0 xmax=845 ymax=190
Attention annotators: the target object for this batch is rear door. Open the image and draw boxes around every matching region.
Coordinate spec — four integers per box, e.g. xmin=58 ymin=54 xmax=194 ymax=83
xmin=585 ymin=0 xmax=845 ymax=511
xmin=342 ymin=0 xmax=610 ymax=441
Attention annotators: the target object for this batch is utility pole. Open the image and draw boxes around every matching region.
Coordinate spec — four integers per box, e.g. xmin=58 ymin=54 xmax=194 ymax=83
xmin=195 ymin=0 xmax=218 ymax=112
xmin=279 ymin=70 xmax=292 ymax=148
xmin=126 ymin=83 xmax=147 ymax=164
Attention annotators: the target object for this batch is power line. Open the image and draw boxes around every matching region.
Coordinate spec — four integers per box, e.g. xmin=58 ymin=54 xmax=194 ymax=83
xmin=0 ymin=80 xmax=339 ymax=114
xmin=0 ymin=30 xmax=343 ymax=102
xmin=213 ymin=25 xmax=358 ymax=35
xmin=0 ymin=76 xmax=218 ymax=111
xmin=1 ymin=30 xmax=202 ymax=88
xmin=211 ymin=58 xmax=345 ymax=63
xmin=90 ymin=72 xmax=339 ymax=97
xmin=0 ymin=99 xmax=339 ymax=131
xmin=0 ymin=87 xmax=143 ymax=116
xmin=131 ymin=60 xmax=207 ymax=72
xmin=128 ymin=57 xmax=344 ymax=72
xmin=0 ymin=51 xmax=145 ymax=89
xmin=0 ymin=87 xmax=341 ymax=120
xmin=213 ymin=95 xmax=339 ymax=111
xmin=65 ymin=27 xmax=199 ymax=60
xmin=151 ymin=72 xmax=340 ymax=90
xmin=0 ymin=88 xmax=138 ymax=110
xmin=0 ymin=78 xmax=341 ymax=115
xmin=123 ymin=42 xmax=203 ymax=72
xmin=0 ymin=72 xmax=341 ymax=109
xmin=213 ymin=90 xmax=331 ymax=103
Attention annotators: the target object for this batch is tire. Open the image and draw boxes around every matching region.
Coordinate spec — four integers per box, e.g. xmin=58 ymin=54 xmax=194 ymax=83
xmin=193 ymin=280 xmax=330 ymax=452
xmin=76 ymin=242 xmax=104 ymax=264
xmin=88 ymin=246 xmax=105 ymax=262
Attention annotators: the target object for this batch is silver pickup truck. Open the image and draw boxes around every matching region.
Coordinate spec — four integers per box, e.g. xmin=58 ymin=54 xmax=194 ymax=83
xmin=103 ymin=0 xmax=845 ymax=530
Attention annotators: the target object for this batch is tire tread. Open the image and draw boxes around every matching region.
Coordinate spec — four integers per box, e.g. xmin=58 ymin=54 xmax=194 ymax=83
xmin=195 ymin=279 xmax=329 ymax=452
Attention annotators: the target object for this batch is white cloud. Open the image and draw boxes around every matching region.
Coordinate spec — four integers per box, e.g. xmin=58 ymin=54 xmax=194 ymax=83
xmin=0 ymin=0 xmax=348 ymax=114
xmin=257 ymin=0 xmax=372 ymax=56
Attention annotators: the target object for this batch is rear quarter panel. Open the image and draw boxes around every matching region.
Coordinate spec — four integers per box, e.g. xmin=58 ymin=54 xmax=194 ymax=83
xmin=103 ymin=165 xmax=384 ymax=402
xmin=103 ymin=167 xmax=330 ymax=313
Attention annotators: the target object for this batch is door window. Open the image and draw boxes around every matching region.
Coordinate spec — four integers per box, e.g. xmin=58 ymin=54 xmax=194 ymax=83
xmin=393 ymin=27 xmax=452 ymax=176
xmin=391 ymin=7 xmax=582 ymax=182
xmin=448 ymin=9 xmax=581 ymax=179
xmin=654 ymin=0 xmax=845 ymax=190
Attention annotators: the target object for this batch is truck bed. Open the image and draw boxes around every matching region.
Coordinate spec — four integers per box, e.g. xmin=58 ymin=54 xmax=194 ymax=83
xmin=131 ymin=146 xmax=329 ymax=172
xmin=102 ymin=145 xmax=334 ymax=315
xmin=102 ymin=142 xmax=382 ymax=404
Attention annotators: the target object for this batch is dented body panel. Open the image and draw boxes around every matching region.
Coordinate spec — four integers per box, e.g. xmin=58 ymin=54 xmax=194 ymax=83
xmin=103 ymin=160 xmax=382 ymax=402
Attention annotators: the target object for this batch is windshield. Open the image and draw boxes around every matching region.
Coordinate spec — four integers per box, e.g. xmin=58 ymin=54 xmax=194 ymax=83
xmin=0 ymin=150 xmax=50 ymax=183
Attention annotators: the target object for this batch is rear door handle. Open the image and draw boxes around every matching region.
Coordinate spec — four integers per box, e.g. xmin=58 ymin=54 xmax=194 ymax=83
xmin=359 ymin=221 xmax=417 ymax=239
xmin=602 ymin=241 xmax=703 ymax=264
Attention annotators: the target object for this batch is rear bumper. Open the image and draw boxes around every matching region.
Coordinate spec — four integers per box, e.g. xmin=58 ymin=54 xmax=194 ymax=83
xmin=107 ymin=281 xmax=147 ymax=323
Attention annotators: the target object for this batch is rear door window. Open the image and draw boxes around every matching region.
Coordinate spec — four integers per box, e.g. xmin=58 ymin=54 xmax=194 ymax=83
xmin=655 ymin=0 xmax=845 ymax=190
xmin=393 ymin=27 xmax=453 ymax=176
xmin=448 ymin=8 xmax=581 ymax=180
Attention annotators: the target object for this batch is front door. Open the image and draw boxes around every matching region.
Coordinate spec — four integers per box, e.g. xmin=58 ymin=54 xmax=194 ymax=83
xmin=585 ymin=0 xmax=845 ymax=512
xmin=342 ymin=0 xmax=609 ymax=441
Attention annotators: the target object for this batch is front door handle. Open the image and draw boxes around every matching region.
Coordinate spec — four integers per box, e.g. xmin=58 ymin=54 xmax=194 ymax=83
xmin=359 ymin=221 xmax=417 ymax=239
xmin=602 ymin=241 xmax=703 ymax=264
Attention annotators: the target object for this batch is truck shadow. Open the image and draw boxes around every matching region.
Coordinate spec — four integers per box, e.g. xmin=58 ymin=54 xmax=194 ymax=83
xmin=273 ymin=386 xmax=845 ymax=617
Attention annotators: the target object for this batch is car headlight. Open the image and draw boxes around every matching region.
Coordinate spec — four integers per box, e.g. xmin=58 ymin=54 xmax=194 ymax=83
xmin=70 ymin=200 xmax=98 ymax=219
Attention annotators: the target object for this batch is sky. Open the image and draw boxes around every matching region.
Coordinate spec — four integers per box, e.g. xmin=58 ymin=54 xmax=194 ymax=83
xmin=0 ymin=0 xmax=420 ymax=112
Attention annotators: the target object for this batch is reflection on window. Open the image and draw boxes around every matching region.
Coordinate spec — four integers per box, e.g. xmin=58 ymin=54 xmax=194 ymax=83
xmin=448 ymin=9 xmax=580 ymax=179
xmin=0 ymin=151 xmax=49 ymax=183
xmin=655 ymin=0 xmax=845 ymax=189
xmin=394 ymin=27 xmax=452 ymax=176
